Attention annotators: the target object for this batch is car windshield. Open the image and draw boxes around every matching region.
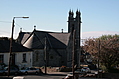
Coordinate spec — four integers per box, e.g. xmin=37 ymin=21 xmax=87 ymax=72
xmin=26 ymin=68 xmax=29 ymax=70
xmin=30 ymin=68 xmax=37 ymax=70
xmin=21 ymin=67 xmax=38 ymax=70
xmin=4 ymin=67 xmax=8 ymax=70
xmin=4 ymin=67 xmax=18 ymax=70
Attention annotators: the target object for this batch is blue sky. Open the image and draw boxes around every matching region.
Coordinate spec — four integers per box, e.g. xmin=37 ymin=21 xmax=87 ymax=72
xmin=0 ymin=0 xmax=119 ymax=38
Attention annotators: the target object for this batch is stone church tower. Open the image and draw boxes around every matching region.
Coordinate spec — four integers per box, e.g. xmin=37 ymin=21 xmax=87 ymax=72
xmin=67 ymin=10 xmax=81 ymax=67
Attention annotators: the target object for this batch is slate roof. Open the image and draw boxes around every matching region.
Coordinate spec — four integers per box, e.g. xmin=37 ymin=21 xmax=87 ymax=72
xmin=0 ymin=37 xmax=32 ymax=53
xmin=16 ymin=30 xmax=70 ymax=49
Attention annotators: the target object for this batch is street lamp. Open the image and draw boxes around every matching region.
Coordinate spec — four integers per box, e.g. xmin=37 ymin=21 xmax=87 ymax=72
xmin=8 ymin=17 xmax=29 ymax=77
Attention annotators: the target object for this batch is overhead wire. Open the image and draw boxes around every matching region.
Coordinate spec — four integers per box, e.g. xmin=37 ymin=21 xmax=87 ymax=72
xmin=15 ymin=23 xmax=28 ymax=31
xmin=0 ymin=21 xmax=12 ymax=23
xmin=0 ymin=20 xmax=28 ymax=33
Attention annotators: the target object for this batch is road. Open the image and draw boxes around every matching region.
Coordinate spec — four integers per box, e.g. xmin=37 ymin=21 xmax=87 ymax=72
xmin=0 ymin=72 xmax=107 ymax=79
xmin=0 ymin=72 xmax=68 ymax=79
xmin=23 ymin=72 xmax=68 ymax=79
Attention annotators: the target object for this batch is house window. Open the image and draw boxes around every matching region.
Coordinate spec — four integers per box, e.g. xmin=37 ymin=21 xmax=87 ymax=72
xmin=22 ymin=53 xmax=27 ymax=62
xmin=0 ymin=55 xmax=4 ymax=63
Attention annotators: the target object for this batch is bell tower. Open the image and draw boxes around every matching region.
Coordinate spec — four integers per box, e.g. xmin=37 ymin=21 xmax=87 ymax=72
xmin=68 ymin=10 xmax=81 ymax=33
xmin=67 ymin=10 xmax=81 ymax=67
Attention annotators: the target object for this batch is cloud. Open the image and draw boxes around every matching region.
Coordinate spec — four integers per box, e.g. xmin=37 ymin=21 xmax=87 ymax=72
xmin=81 ymin=31 xmax=119 ymax=39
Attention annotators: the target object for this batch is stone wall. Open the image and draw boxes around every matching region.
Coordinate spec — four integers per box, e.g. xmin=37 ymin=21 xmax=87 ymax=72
xmin=33 ymin=48 xmax=67 ymax=67
xmin=33 ymin=50 xmax=45 ymax=67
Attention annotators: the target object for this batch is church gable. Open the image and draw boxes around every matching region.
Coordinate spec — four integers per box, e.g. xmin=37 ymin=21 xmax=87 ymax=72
xmin=23 ymin=33 xmax=44 ymax=49
xmin=20 ymin=30 xmax=70 ymax=49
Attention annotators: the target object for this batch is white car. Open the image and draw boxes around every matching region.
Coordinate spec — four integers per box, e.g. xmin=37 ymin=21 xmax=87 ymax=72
xmin=20 ymin=67 xmax=39 ymax=75
xmin=81 ymin=67 xmax=91 ymax=73
xmin=65 ymin=72 xmax=73 ymax=79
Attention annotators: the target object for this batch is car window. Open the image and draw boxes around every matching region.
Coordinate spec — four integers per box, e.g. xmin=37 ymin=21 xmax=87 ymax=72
xmin=26 ymin=68 xmax=29 ymax=70
xmin=33 ymin=68 xmax=36 ymax=70
xmin=11 ymin=68 xmax=15 ymax=70
xmin=4 ymin=67 xmax=8 ymax=70
xmin=30 ymin=68 xmax=34 ymax=70
xmin=32 ymin=68 xmax=37 ymax=70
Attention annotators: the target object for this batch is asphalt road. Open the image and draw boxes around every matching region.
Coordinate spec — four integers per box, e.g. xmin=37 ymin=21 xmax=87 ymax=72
xmin=0 ymin=72 xmax=68 ymax=79
xmin=23 ymin=72 xmax=67 ymax=79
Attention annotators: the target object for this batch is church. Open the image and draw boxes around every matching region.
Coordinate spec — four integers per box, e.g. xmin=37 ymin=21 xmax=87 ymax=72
xmin=16 ymin=10 xmax=81 ymax=67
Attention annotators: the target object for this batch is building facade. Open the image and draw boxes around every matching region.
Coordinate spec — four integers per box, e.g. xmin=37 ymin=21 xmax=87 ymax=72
xmin=0 ymin=37 xmax=33 ymax=69
xmin=16 ymin=10 xmax=81 ymax=67
xmin=67 ymin=10 xmax=81 ymax=67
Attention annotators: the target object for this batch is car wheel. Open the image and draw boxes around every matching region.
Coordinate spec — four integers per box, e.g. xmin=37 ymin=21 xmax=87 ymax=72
xmin=14 ymin=72 xmax=18 ymax=75
xmin=35 ymin=71 xmax=38 ymax=75
xmin=25 ymin=72 xmax=28 ymax=75
xmin=3 ymin=72 xmax=7 ymax=76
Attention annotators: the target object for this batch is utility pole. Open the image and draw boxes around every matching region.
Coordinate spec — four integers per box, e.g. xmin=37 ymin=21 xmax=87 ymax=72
xmin=72 ymin=30 xmax=75 ymax=79
xmin=44 ymin=37 xmax=47 ymax=74
xmin=8 ymin=18 xmax=15 ymax=77
xmin=8 ymin=17 xmax=29 ymax=77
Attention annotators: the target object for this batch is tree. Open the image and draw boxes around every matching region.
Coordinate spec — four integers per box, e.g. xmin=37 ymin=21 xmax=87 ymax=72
xmin=83 ymin=34 xmax=119 ymax=72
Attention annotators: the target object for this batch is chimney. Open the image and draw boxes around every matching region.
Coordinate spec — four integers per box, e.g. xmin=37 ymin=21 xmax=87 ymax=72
xmin=20 ymin=28 xmax=22 ymax=32
xmin=34 ymin=25 xmax=36 ymax=30
xmin=61 ymin=29 xmax=63 ymax=33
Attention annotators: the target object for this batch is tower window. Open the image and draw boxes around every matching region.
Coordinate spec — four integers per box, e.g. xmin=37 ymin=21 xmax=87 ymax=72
xmin=0 ymin=55 xmax=4 ymax=63
xmin=22 ymin=53 xmax=27 ymax=62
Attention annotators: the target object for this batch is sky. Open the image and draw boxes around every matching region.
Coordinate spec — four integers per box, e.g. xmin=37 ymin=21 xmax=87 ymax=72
xmin=0 ymin=0 xmax=119 ymax=39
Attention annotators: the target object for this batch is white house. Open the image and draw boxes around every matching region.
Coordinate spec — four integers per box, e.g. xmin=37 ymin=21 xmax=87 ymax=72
xmin=0 ymin=37 xmax=33 ymax=69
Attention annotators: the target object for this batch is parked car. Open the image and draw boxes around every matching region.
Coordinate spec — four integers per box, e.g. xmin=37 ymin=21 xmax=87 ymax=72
xmin=20 ymin=67 xmax=39 ymax=75
xmin=81 ymin=67 xmax=91 ymax=73
xmin=65 ymin=72 xmax=73 ymax=79
xmin=0 ymin=66 xmax=20 ymax=75
xmin=0 ymin=69 xmax=5 ymax=75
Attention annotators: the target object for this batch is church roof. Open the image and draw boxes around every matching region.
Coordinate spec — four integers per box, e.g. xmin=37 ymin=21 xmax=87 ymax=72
xmin=16 ymin=30 xmax=70 ymax=49
xmin=0 ymin=37 xmax=32 ymax=53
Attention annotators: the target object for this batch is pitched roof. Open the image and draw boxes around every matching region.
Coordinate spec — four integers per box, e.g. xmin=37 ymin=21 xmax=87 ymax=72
xmin=0 ymin=37 xmax=32 ymax=53
xmin=16 ymin=30 xmax=70 ymax=49
xmin=16 ymin=32 xmax=31 ymax=44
